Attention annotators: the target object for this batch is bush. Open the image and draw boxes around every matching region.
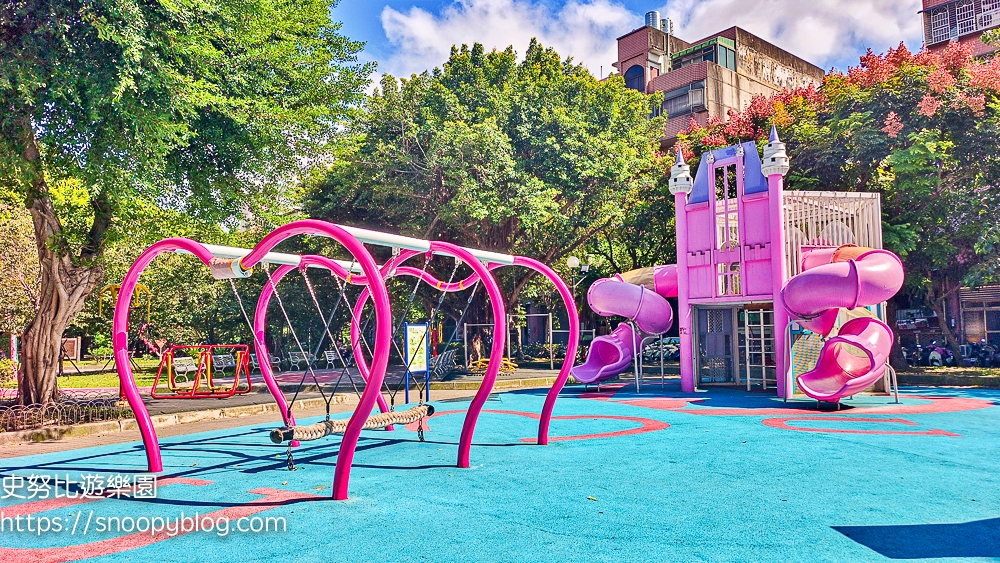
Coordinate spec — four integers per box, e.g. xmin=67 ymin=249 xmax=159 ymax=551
xmin=0 ymin=359 xmax=16 ymax=385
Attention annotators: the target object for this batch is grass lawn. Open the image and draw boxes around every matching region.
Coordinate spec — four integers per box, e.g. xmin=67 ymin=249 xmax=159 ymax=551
xmin=2 ymin=370 xmax=159 ymax=389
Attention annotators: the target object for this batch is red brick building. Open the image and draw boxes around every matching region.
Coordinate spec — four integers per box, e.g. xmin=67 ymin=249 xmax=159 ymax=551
xmin=613 ymin=12 xmax=824 ymax=141
xmin=921 ymin=0 xmax=1000 ymax=56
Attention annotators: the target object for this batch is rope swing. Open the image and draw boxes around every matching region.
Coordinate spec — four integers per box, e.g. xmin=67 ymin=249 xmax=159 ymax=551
xmin=269 ymin=403 xmax=434 ymax=443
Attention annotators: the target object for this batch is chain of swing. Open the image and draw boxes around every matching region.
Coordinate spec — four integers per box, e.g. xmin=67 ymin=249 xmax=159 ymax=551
xmin=227 ymin=252 xmax=485 ymax=466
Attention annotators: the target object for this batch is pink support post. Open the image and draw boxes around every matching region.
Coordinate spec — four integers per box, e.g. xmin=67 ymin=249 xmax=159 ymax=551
xmin=113 ymin=238 xmax=218 ymax=472
xmin=241 ymin=220 xmax=391 ymax=500
xmin=504 ymin=256 xmax=579 ymax=445
xmin=669 ymin=148 xmax=696 ymax=393
xmin=763 ymin=127 xmax=791 ymax=398
xmin=675 ymin=190 xmax=695 ymax=393
xmin=769 ymin=172 xmax=790 ymax=398
xmin=427 ymin=241 xmax=506 ymax=468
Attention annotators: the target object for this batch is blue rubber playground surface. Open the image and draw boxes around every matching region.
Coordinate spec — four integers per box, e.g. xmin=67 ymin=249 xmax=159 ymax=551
xmin=2 ymin=383 xmax=1000 ymax=562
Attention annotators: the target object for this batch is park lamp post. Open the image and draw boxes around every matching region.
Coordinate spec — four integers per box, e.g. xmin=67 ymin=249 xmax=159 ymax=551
xmin=566 ymin=255 xmax=593 ymax=312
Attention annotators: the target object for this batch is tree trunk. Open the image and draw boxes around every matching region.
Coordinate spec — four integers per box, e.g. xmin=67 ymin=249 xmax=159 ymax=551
xmin=18 ymin=196 xmax=106 ymax=405
xmin=885 ymin=297 xmax=909 ymax=371
xmin=16 ymin=116 xmax=108 ymax=405
xmin=925 ymin=278 xmax=963 ymax=364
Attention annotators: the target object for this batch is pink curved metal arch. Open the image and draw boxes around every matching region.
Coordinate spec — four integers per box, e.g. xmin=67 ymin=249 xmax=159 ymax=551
xmin=347 ymin=245 xmax=506 ymax=468
xmin=500 ymin=256 xmax=579 ymax=445
xmin=113 ymin=238 xmax=216 ymax=473
xmin=430 ymin=241 xmax=506 ymax=468
xmin=347 ymin=253 xmax=578 ymax=446
xmin=252 ymin=263 xmax=298 ymax=430
xmin=114 ymin=220 xmax=391 ymax=500
xmin=391 ymin=258 xmax=578 ymax=443
xmin=244 ymin=220 xmax=392 ymax=500
xmin=252 ymin=256 xmax=392 ymax=425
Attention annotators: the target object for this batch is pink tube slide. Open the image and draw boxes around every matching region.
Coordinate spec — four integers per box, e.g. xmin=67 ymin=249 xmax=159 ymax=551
xmin=571 ymin=323 xmax=640 ymax=384
xmin=796 ymin=317 xmax=893 ymax=401
xmin=781 ymin=245 xmax=904 ymax=403
xmin=572 ymin=265 xmax=678 ymax=382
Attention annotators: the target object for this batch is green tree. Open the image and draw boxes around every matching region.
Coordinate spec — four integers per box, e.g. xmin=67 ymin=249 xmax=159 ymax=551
xmin=795 ymin=43 xmax=1000 ymax=362
xmin=0 ymin=0 xmax=371 ymax=404
xmin=307 ymin=40 xmax=665 ymax=309
xmin=675 ymin=43 xmax=1000 ymax=364
xmin=0 ymin=201 xmax=38 ymax=334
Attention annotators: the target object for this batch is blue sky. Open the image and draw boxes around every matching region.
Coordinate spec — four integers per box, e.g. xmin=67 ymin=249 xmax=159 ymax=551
xmin=333 ymin=0 xmax=925 ymax=80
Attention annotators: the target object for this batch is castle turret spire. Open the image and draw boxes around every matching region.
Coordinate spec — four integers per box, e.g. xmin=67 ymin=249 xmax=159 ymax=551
xmin=761 ymin=125 xmax=789 ymax=177
xmin=669 ymin=146 xmax=694 ymax=195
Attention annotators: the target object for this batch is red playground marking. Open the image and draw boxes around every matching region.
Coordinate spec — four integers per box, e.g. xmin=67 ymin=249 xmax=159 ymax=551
xmin=1 ymin=477 xmax=211 ymax=518
xmin=428 ymin=409 xmax=668 ymax=442
xmin=615 ymin=397 xmax=703 ymax=410
xmin=674 ymin=395 xmax=994 ymax=417
xmin=577 ymin=383 xmax=629 ymax=401
xmin=0 ymin=488 xmax=324 ymax=563
xmin=762 ymin=416 xmax=961 ymax=436
xmin=403 ymin=420 xmax=425 ymax=432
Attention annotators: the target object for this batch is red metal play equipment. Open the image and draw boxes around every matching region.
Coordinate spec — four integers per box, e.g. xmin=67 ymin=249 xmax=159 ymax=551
xmin=151 ymin=344 xmax=252 ymax=399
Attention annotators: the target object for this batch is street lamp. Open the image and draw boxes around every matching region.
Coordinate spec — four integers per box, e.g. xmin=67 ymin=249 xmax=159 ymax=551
xmin=566 ymin=255 xmax=593 ymax=309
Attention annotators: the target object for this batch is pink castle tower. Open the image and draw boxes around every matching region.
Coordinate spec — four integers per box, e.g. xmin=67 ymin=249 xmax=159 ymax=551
xmin=669 ymin=129 xmax=791 ymax=396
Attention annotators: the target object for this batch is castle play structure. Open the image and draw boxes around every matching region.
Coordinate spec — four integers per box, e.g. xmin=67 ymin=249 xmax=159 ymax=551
xmin=574 ymin=128 xmax=904 ymax=402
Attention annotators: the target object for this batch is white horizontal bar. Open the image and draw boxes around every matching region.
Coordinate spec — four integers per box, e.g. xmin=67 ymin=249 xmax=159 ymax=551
xmin=470 ymin=248 xmax=515 ymax=265
xmin=176 ymin=244 xmax=364 ymax=273
xmin=338 ymin=225 xmax=431 ymax=252
xmin=336 ymin=224 xmax=515 ymax=265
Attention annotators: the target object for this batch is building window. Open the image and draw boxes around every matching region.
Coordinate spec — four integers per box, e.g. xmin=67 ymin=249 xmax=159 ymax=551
xmin=930 ymin=8 xmax=952 ymax=44
xmin=624 ymin=65 xmax=645 ymax=91
xmin=957 ymin=0 xmax=977 ymax=36
xmin=660 ymin=81 xmax=705 ymax=117
xmin=982 ymin=0 xmax=1000 ymax=29
xmin=717 ymin=46 xmax=737 ymax=71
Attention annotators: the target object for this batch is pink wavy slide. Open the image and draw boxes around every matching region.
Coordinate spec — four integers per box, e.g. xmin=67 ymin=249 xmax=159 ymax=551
xmin=572 ymin=265 xmax=678 ymax=384
xmin=781 ymin=245 xmax=904 ymax=402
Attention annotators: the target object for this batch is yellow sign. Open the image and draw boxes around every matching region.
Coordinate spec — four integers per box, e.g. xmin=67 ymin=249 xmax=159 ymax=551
xmin=405 ymin=324 xmax=429 ymax=373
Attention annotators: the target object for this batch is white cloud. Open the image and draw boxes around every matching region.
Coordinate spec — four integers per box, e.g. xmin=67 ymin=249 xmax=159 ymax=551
xmin=658 ymin=0 xmax=924 ymax=70
xmin=380 ymin=0 xmax=634 ymax=78
xmin=377 ymin=0 xmax=925 ymax=79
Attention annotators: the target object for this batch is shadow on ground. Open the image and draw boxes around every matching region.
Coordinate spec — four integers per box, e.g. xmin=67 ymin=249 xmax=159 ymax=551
xmin=834 ymin=518 xmax=1000 ymax=559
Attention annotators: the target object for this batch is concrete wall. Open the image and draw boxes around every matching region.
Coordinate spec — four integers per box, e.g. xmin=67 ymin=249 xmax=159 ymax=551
xmin=705 ymin=63 xmax=786 ymax=117
xmin=734 ymin=29 xmax=824 ymax=90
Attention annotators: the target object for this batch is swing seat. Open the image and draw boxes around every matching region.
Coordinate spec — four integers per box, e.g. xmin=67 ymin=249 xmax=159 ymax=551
xmin=270 ymin=404 xmax=435 ymax=443
xmin=151 ymin=344 xmax=253 ymax=399
xmin=468 ymin=357 xmax=518 ymax=374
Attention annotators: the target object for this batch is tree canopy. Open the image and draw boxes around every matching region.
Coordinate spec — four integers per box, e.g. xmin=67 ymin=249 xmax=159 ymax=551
xmin=306 ymin=40 xmax=666 ymax=308
xmin=0 ymin=0 xmax=372 ymax=403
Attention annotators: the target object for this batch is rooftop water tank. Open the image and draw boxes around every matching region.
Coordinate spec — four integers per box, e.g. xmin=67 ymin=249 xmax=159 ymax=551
xmin=645 ymin=11 xmax=661 ymax=29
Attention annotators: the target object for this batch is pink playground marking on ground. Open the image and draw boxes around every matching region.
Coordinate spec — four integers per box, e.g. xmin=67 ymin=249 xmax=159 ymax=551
xmin=676 ymin=395 xmax=995 ymax=417
xmin=403 ymin=419 xmax=426 ymax=432
xmin=577 ymin=383 xmax=629 ymax=401
xmin=0 ymin=488 xmax=324 ymax=563
xmin=1 ymin=477 xmax=211 ymax=518
xmin=614 ymin=397 xmax=704 ymax=410
xmin=427 ymin=409 xmax=668 ymax=443
xmin=762 ymin=416 xmax=961 ymax=436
